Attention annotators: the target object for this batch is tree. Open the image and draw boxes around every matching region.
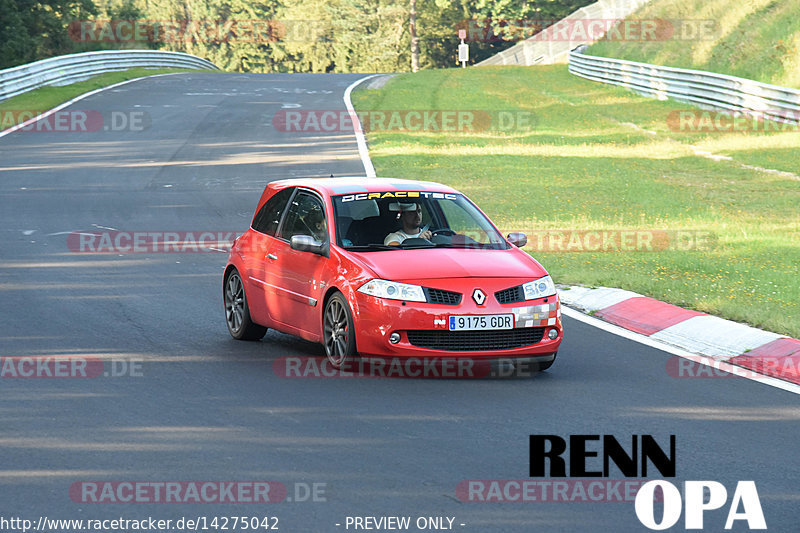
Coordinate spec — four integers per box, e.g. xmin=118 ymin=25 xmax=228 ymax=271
xmin=0 ymin=0 xmax=98 ymax=69
xmin=409 ymin=0 xmax=418 ymax=72
xmin=0 ymin=0 xmax=598 ymax=72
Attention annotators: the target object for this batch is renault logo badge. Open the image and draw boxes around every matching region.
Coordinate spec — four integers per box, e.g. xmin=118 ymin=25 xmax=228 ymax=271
xmin=472 ymin=288 xmax=486 ymax=305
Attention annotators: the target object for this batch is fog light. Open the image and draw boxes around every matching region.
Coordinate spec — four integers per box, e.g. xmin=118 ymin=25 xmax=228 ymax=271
xmin=548 ymin=328 xmax=558 ymax=340
xmin=389 ymin=332 xmax=401 ymax=344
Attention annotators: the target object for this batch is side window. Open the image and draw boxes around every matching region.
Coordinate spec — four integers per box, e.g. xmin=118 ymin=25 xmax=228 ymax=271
xmin=252 ymin=188 xmax=294 ymax=236
xmin=279 ymin=193 xmax=327 ymax=242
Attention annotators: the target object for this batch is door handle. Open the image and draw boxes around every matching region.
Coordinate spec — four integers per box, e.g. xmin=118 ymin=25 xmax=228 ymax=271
xmin=267 ymin=253 xmax=278 ymax=260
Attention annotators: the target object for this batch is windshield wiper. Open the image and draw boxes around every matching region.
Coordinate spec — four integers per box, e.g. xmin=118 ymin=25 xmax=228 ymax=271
xmin=341 ymin=244 xmax=399 ymax=251
xmin=433 ymin=242 xmax=488 ymax=249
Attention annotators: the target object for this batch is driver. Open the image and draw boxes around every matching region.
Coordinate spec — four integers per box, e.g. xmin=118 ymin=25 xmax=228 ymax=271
xmin=304 ymin=205 xmax=327 ymax=242
xmin=384 ymin=202 xmax=433 ymax=246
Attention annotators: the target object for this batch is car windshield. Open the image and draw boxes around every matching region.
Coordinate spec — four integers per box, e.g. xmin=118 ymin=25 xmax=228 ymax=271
xmin=332 ymin=191 xmax=508 ymax=251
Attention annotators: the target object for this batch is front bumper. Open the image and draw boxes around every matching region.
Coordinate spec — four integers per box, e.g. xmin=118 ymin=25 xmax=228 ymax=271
xmin=352 ymin=279 xmax=562 ymax=360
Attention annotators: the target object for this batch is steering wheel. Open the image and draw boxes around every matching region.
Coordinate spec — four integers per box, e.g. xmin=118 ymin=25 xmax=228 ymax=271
xmin=431 ymin=228 xmax=456 ymax=237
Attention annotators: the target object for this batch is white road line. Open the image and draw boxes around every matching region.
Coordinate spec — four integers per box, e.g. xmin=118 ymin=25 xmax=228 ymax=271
xmin=343 ymin=74 xmax=382 ymax=178
xmin=562 ymin=306 xmax=800 ymax=395
xmin=0 ymin=73 xmax=185 ymax=140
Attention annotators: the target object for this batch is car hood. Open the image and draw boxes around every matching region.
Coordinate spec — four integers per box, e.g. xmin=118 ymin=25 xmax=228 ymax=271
xmin=349 ymin=247 xmax=546 ymax=281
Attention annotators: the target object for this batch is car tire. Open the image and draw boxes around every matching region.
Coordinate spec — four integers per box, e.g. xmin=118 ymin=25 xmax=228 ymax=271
xmin=323 ymin=292 xmax=357 ymax=369
xmin=224 ymin=268 xmax=267 ymax=341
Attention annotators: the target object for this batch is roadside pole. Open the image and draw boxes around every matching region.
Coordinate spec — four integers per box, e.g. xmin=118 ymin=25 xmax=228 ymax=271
xmin=458 ymin=29 xmax=469 ymax=68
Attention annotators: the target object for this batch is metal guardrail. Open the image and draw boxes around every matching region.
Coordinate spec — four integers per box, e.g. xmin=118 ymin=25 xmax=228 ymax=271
xmin=478 ymin=0 xmax=652 ymax=66
xmin=569 ymin=51 xmax=800 ymax=125
xmin=0 ymin=50 xmax=218 ymax=102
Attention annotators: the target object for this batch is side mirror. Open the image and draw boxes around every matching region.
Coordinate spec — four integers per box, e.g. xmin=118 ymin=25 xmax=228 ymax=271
xmin=290 ymin=235 xmax=329 ymax=257
xmin=507 ymin=232 xmax=527 ymax=248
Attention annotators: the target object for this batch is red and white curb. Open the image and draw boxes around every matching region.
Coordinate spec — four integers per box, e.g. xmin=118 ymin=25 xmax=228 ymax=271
xmin=558 ymin=285 xmax=800 ymax=388
xmin=342 ymin=76 xmax=800 ymax=393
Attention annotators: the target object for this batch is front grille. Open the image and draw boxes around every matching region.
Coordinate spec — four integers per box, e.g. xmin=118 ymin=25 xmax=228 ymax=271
xmin=425 ymin=288 xmax=462 ymax=305
xmin=495 ymin=285 xmax=524 ymax=304
xmin=407 ymin=328 xmax=545 ymax=351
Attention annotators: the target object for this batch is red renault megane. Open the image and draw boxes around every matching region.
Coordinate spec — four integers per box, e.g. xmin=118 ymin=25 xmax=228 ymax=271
xmin=223 ymin=177 xmax=562 ymax=372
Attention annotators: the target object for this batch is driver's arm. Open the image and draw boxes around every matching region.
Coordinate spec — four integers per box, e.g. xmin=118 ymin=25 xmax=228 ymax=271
xmin=384 ymin=232 xmax=403 ymax=246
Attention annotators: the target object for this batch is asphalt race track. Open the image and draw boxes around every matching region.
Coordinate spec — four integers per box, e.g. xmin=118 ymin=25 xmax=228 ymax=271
xmin=1 ymin=72 xmax=798 ymax=533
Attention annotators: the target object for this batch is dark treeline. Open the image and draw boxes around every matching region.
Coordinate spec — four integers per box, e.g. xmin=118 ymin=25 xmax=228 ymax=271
xmin=1 ymin=0 xmax=593 ymax=72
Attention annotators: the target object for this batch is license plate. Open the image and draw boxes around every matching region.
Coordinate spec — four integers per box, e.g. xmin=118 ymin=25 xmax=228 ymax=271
xmin=449 ymin=314 xmax=514 ymax=331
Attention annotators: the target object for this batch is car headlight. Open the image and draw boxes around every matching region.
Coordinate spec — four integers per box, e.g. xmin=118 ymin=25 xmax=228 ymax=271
xmin=522 ymin=275 xmax=556 ymax=300
xmin=357 ymin=279 xmax=427 ymax=302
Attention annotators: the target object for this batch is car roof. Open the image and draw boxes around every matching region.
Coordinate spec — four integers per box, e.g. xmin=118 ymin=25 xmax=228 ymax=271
xmin=266 ymin=177 xmax=462 ymax=197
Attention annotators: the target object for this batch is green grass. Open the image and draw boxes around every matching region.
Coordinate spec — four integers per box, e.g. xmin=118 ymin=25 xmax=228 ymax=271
xmin=353 ymin=66 xmax=800 ymax=338
xmin=0 ymin=68 xmax=216 ymax=129
xmin=588 ymin=0 xmax=800 ymax=88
